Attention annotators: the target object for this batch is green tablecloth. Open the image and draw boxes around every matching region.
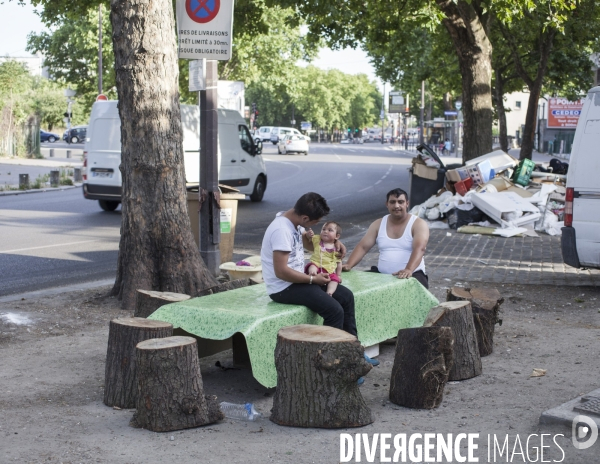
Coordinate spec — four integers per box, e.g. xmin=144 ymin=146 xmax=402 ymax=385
xmin=149 ymin=272 xmax=439 ymax=387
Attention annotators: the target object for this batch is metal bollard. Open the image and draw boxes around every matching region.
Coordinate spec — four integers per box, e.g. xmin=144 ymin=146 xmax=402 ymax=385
xmin=74 ymin=167 xmax=82 ymax=182
xmin=49 ymin=148 xmax=55 ymax=158
xmin=66 ymin=150 xmax=72 ymax=159
xmin=50 ymin=170 xmax=60 ymax=187
xmin=19 ymin=174 xmax=29 ymax=190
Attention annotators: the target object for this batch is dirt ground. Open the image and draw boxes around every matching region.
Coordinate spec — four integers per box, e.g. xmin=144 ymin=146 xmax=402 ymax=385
xmin=1 ymin=279 xmax=598 ymax=463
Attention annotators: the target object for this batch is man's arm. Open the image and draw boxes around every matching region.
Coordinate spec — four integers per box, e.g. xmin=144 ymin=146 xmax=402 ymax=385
xmin=273 ymin=251 xmax=330 ymax=285
xmin=341 ymin=219 xmax=380 ymax=271
xmin=392 ymin=217 xmax=429 ymax=279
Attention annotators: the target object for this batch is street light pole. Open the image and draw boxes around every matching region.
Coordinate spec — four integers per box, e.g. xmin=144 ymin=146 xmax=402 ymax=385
xmin=381 ymin=82 xmax=385 ymax=144
xmin=98 ymin=5 xmax=103 ymax=95
xmin=420 ymin=80 xmax=424 ymax=145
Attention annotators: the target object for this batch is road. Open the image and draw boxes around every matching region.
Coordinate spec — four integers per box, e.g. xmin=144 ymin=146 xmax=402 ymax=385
xmin=0 ymin=142 xmax=415 ymax=297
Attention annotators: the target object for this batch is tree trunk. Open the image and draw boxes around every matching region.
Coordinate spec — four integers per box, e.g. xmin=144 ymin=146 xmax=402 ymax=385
xmin=389 ymin=326 xmax=454 ymax=409
xmin=424 ymin=301 xmax=482 ymax=381
xmin=494 ymin=67 xmax=509 ymax=152
xmin=104 ymin=317 xmax=173 ymax=408
xmin=134 ymin=290 xmax=191 ymax=318
xmin=446 ymin=286 xmax=504 ymax=357
xmin=270 ymin=324 xmax=372 ymax=428
xmin=108 ymin=0 xmax=218 ymax=310
xmin=131 ymin=336 xmax=223 ymax=432
xmin=437 ymin=0 xmax=493 ymax=161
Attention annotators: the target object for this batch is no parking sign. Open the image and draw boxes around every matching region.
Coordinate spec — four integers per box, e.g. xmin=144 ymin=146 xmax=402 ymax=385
xmin=176 ymin=0 xmax=234 ymax=60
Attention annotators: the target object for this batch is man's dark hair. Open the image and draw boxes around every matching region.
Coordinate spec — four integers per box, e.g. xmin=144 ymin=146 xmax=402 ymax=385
xmin=386 ymin=188 xmax=409 ymax=202
xmin=294 ymin=192 xmax=330 ymax=220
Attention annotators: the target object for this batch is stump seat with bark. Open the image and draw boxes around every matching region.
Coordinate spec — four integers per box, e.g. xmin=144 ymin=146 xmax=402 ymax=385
xmin=131 ymin=336 xmax=223 ymax=432
xmin=389 ymin=326 xmax=454 ymax=409
xmin=134 ymin=290 xmax=191 ymax=318
xmin=424 ymin=301 xmax=482 ymax=381
xmin=446 ymin=286 xmax=504 ymax=357
xmin=148 ymin=272 xmax=440 ymax=388
xmin=104 ymin=317 xmax=173 ymax=409
xmin=271 ymin=325 xmax=372 ymax=428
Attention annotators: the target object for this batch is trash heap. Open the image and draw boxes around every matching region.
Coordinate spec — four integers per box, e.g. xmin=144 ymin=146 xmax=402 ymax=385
xmin=409 ymin=150 xmax=568 ymax=237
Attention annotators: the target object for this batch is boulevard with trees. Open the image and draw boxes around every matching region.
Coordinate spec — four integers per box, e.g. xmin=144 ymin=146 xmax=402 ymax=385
xmin=7 ymin=0 xmax=600 ymax=306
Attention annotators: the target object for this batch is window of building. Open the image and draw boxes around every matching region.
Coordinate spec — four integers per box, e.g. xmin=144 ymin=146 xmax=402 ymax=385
xmin=515 ymin=101 xmax=522 ymax=110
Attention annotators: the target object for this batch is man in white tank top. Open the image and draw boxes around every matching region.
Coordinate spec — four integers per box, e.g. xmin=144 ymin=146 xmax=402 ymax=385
xmin=342 ymin=188 xmax=430 ymax=288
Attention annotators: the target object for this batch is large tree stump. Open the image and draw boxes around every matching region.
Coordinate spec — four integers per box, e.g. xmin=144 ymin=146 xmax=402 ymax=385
xmin=104 ymin=317 xmax=173 ymax=408
xmin=270 ymin=325 xmax=372 ymax=428
xmin=424 ymin=301 xmax=482 ymax=381
xmin=446 ymin=287 xmax=504 ymax=357
xmin=134 ymin=289 xmax=191 ymax=318
xmin=196 ymin=278 xmax=255 ymax=297
xmin=131 ymin=336 xmax=223 ymax=432
xmin=389 ymin=326 xmax=454 ymax=409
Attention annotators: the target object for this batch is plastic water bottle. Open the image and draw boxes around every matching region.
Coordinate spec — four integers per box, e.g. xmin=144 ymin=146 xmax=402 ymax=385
xmin=219 ymin=402 xmax=262 ymax=421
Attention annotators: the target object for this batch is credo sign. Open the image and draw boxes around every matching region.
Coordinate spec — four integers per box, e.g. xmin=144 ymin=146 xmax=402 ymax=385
xmin=176 ymin=0 xmax=234 ymax=60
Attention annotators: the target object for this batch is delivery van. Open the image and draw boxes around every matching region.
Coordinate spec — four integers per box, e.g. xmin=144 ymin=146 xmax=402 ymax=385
xmin=561 ymin=86 xmax=600 ymax=269
xmin=82 ymin=101 xmax=267 ymax=211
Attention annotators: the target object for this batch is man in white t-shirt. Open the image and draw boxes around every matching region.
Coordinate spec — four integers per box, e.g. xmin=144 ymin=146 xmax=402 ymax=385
xmin=260 ymin=192 xmax=357 ymax=336
xmin=342 ymin=188 xmax=430 ymax=288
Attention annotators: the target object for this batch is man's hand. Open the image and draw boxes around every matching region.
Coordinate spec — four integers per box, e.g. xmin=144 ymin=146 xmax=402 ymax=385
xmin=335 ymin=240 xmax=347 ymax=260
xmin=312 ymin=273 xmax=331 ymax=286
xmin=341 ymin=263 xmax=352 ymax=272
xmin=392 ymin=269 xmax=413 ymax=279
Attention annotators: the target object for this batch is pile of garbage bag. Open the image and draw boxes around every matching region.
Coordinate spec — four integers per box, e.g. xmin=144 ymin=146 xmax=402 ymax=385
xmin=409 ymin=150 xmax=567 ymax=237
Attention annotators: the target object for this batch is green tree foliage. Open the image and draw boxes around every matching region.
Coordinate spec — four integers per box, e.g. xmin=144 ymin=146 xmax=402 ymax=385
xmin=27 ymin=4 xmax=115 ymax=115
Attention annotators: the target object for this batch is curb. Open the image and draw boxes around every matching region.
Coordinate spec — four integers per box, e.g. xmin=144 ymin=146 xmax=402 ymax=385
xmin=0 ymin=184 xmax=82 ymax=196
xmin=0 ymin=279 xmax=115 ymax=304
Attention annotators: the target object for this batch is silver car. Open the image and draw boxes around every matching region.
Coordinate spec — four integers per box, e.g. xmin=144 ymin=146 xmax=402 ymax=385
xmin=277 ymin=134 xmax=309 ymax=155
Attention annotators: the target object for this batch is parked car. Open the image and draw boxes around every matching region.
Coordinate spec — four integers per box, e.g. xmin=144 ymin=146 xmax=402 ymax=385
xmin=277 ymin=134 xmax=309 ymax=155
xmin=254 ymin=126 xmax=275 ymax=143
xmin=64 ymin=126 xmax=88 ymax=144
xmin=561 ymin=85 xmax=600 ymax=270
xmin=340 ymin=137 xmax=351 ymax=144
xmin=270 ymin=127 xmax=303 ymax=144
xmin=40 ymin=129 xmax=60 ymax=143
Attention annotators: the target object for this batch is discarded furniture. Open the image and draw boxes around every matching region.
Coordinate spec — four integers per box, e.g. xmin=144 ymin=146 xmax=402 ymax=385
xmin=423 ymin=301 xmax=482 ymax=381
xmin=103 ymin=317 xmax=173 ymax=408
xmin=270 ymin=325 xmax=372 ymax=428
xmin=134 ymin=290 xmax=191 ymax=318
xmin=148 ymin=272 xmax=439 ymax=388
xmin=446 ymin=286 xmax=504 ymax=356
xmin=389 ymin=326 xmax=454 ymax=409
xmin=131 ymin=336 xmax=223 ymax=432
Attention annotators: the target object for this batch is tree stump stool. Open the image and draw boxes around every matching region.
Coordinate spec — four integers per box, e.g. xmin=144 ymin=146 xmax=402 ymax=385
xmin=134 ymin=289 xmax=191 ymax=318
xmin=389 ymin=326 xmax=454 ymax=409
xmin=446 ymin=286 xmax=504 ymax=357
xmin=270 ymin=324 xmax=373 ymax=428
xmin=424 ymin=301 xmax=482 ymax=381
xmin=104 ymin=317 xmax=173 ymax=408
xmin=131 ymin=336 xmax=223 ymax=432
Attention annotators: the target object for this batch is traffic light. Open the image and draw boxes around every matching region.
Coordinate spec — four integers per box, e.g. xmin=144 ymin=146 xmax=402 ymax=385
xmin=347 ymin=128 xmax=351 ymax=133
xmin=64 ymin=112 xmax=72 ymax=118
xmin=355 ymin=128 xmax=359 ymax=133
xmin=251 ymin=102 xmax=256 ymax=113
xmin=254 ymin=111 xmax=259 ymax=121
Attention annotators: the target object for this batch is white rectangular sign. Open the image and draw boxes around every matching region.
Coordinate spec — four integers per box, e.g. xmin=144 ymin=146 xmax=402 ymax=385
xmin=189 ymin=60 xmax=205 ymax=91
xmin=176 ymin=0 xmax=234 ymax=60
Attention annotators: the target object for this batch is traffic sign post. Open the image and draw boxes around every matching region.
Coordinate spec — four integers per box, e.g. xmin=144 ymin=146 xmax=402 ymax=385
xmin=176 ymin=0 xmax=235 ymax=276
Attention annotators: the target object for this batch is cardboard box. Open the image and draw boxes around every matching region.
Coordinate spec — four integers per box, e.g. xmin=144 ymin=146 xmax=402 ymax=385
xmin=467 ymin=159 xmax=494 ymax=186
xmin=412 ymin=158 xmax=439 ymax=180
xmin=446 ymin=168 xmax=470 ymax=183
xmin=471 ymin=191 xmax=541 ymax=226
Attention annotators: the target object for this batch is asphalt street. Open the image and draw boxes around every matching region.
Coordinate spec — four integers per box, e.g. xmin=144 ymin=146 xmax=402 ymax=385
xmin=0 ymin=142 xmax=415 ymax=296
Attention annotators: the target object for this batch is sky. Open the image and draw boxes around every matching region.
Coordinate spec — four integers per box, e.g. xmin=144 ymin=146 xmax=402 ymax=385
xmin=0 ymin=1 xmax=383 ymax=91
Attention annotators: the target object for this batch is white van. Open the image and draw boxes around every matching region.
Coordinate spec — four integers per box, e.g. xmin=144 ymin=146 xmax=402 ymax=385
xmin=82 ymin=101 xmax=267 ymax=211
xmin=254 ymin=126 xmax=274 ymax=143
xmin=561 ymin=85 xmax=600 ymax=269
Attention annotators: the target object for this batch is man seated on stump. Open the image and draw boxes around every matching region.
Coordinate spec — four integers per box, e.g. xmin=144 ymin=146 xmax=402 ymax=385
xmin=342 ymin=188 xmax=430 ymax=289
xmin=260 ymin=192 xmax=379 ymax=376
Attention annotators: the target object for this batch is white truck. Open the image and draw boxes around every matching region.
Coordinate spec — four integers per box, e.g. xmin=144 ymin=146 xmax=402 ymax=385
xmin=561 ymin=86 xmax=600 ymax=269
xmin=82 ymin=101 xmax=267 ymax=211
